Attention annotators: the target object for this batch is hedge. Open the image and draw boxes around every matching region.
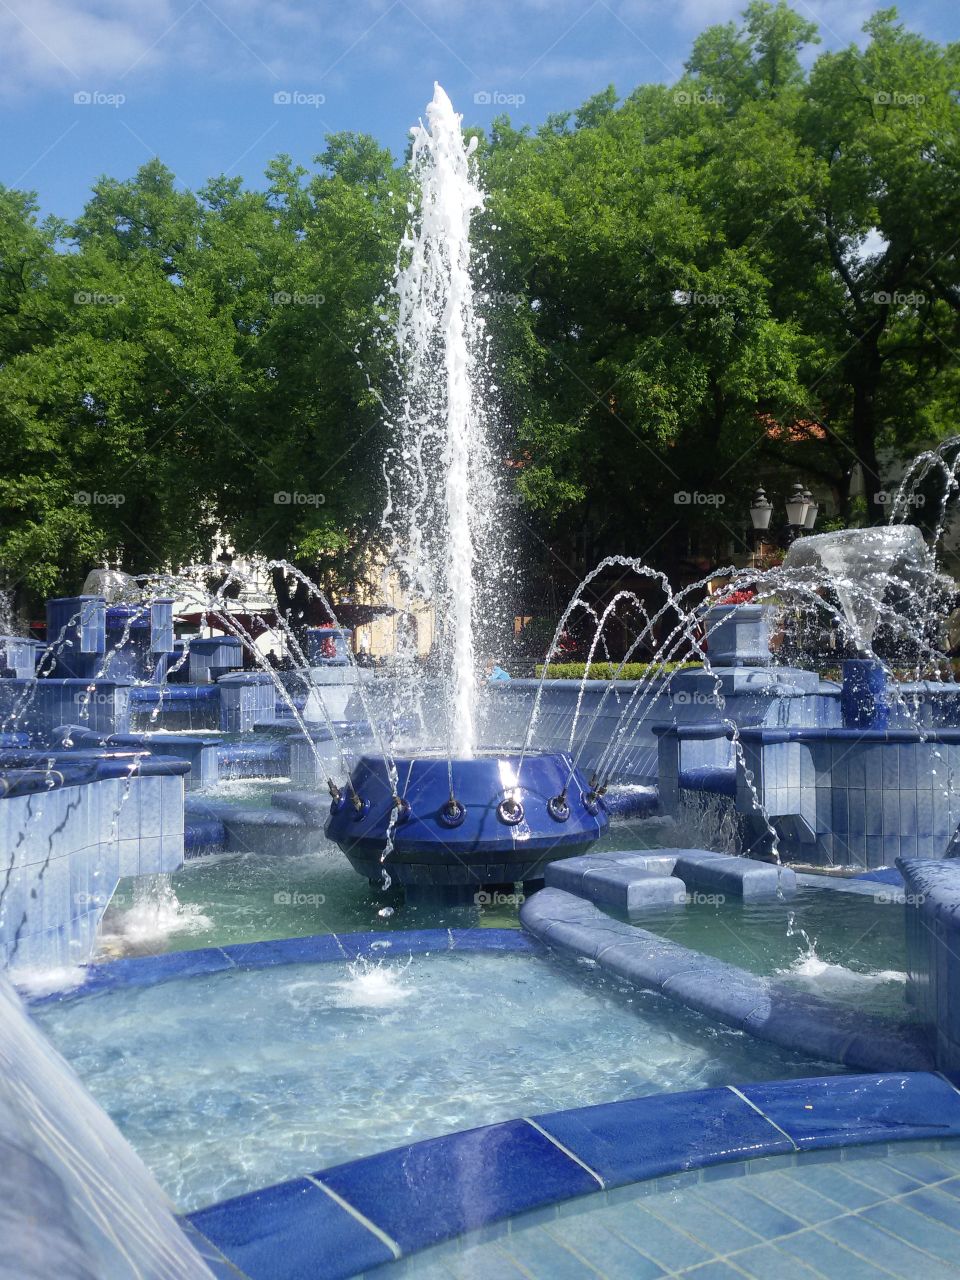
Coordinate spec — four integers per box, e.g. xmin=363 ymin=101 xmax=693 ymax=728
xmin=533 ymin=662 xmax=702 ymax=680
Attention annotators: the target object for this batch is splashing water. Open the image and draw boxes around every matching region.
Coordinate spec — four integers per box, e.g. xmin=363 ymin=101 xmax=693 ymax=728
xmin=329 ymin=956 xmax=414 ymax=1009
xmin=384 ymin=83 xmax=502 ymax=757
xmin=100 ymin=875 xmax=212 ymax=953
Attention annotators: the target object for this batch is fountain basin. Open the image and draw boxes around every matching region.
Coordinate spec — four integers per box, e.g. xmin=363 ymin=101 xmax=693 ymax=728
xmin=326 ymin=751 xmax=608 ymax=886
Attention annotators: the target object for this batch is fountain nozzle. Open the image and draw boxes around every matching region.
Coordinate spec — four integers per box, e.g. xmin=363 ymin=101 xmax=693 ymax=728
xmin=497 ymin=793 xmax=525 ymax=826
xmin=547 ymin=792 xmax=571 ymax=822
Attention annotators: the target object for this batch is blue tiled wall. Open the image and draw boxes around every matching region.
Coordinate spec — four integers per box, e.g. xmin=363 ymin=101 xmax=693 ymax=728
xmin=0 ymin=771 xmax=185 ymax=969
xmin=899 ymin=858 xmax=960 ymax=1070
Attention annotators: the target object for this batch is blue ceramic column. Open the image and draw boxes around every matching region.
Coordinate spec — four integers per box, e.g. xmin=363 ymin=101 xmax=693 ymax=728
xmin=841 ymin=658 xmax=889 ymax=729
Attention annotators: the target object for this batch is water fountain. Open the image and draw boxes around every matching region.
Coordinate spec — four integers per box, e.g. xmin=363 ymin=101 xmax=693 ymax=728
xmin=325 ymin=84 xmax=608 ymax=890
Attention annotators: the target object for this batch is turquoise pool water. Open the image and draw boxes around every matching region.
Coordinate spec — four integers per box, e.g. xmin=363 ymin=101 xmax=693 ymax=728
xmin=622 ymin=887 xmax=912 ymax=1021
xmin=97 ymin=810 xmax=675 ymax=956
xmin=32 ymin=949 xmax=840 ymax=1213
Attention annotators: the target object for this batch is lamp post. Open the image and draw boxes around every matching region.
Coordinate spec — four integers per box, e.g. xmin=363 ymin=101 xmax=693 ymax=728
xmin=749 ymin=484 xmax=818 ymax=560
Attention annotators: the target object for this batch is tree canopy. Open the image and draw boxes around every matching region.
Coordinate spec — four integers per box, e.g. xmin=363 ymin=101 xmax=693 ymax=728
xmin=1 ymin=4 xmax=957 ymax=615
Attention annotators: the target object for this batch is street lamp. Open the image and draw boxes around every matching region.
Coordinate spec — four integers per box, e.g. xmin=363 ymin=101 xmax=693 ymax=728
xmin=750 ymin=487 xmax=773 ymax=533
xmin=749 ymin=483 xmax=818 ymax=558
xmin=785 ymin=483 xmax=810 ymax=530
xmin=802 ymin=488 xmax=819 ymax=530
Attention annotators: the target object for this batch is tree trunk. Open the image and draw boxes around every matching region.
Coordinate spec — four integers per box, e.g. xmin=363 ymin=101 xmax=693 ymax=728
xmin=850 ymin=333 xmax=885 ymax=525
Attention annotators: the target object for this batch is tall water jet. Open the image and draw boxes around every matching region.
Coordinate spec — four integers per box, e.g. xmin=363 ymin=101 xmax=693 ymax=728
xmin=385 ymin=82 xmax=498 ymax=757
xmin=327 ymin=86 xmax=608 ymax=892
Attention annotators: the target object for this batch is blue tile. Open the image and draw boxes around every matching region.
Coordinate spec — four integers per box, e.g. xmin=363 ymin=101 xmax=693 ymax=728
xmin=319 ymin=1119 xmax=600 ymax=1253
xmin=740 ymin=1075 xmax=960 ymax=1152
xmin=913 ymin=1166 xmax=960 ymax=1192
xmin=641 ymin=1194 xmax=761 ymax=1253
xmin=545 ymin=1218 xmax=665 ymax=1279
xmin=744 ymin=1172 xmax=842 ymax=1225
xmin=187 ymin=1177 xmax=395 ymax=1280
xmin=862 ymin=1198 xmax=960 ymax=1265
xmin=502 ymin=1226 xmax=627 ymax=1280
xmin=446 ymin=1244 xmax=532 ymax=1279
xmin=848 ymin=790 xmax=866 ymax=837
xmin=818 ymin=1212 xmax=960 ymax=1280
xmin=693 ymin=1183 xmax=805 ymax=1238
xmin=531 ymin=1089 xmax=791 ymax=1188
xmin=790 ymin=1165 xmax=887 ymax=1211
xmin=901 ymin=1186 xmax=960 ymax=1232
xmin=727 ymin=1244 xmax=823 ymax=1280
xmin=777 ymin=1229 xmax=891 ymax=1279
xmin=599 ymin=1204 xmax=713 ymax=1270
xmin=679 ymin=1264 xmax=743 ymax=1280
xmin=840 ymin=1157 xmax=924 ymax=1198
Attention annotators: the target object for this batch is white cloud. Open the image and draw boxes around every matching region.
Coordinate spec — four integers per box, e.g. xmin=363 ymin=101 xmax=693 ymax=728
xmin=0 ymin=1 xmax=175 ymax=91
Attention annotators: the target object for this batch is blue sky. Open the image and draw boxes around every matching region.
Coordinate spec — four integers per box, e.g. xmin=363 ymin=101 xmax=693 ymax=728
xmin=1 ymin=0 xmax=955 ymax=221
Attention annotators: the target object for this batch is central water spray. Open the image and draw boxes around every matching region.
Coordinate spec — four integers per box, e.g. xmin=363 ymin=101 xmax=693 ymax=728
xmin=386 ymin=83 xmax=494 ymax=757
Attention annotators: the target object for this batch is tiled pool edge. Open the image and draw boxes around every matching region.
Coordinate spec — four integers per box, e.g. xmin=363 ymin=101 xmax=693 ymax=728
xmin=22 ymin=926 xmax=539 ymax=1006
xmin=183 ymin=1071 xmax=960 ymax=1280
xmin=520 ymin=885 xmax=933 ymax=1072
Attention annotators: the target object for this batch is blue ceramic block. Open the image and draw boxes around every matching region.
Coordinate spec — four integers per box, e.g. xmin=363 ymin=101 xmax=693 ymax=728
xmin=861 ymin=753 xmax=881 ymax=795
xmin=187 ymin=1176 xmax=394 ymax=1280
xmin=319 ymin=1119 xmax=600 ymax=1253
xmin=830 ymin=787 xmax=848 ymax=836
xmin=533 ymin=1088 xmax=791 ymax=1188
xmin=841 ymin=659 xmax=890 ymax=730
xmin=738 ymin=1074 xmax=960 ymax=1150
xmin=704 ymin=604 xmax=775 ymax=667
xmin=881 ymin=791 xmax=900 ymax=836
xmin=881 ymin=749 xmax=899 ymax=790
xmin=900 ymin=743 xmax=918 ymax=789
xmin=847 ymin=790 xmax=866 ymax=837
xmin=864 ymin=796 xmax=883 ymax=838
xmin=844 ymin=747 xmax=866 ymax=789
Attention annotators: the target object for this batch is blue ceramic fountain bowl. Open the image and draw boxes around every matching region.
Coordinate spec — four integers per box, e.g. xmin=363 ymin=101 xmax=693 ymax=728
xmin=325 ymin=751 xmax=609 ymax=886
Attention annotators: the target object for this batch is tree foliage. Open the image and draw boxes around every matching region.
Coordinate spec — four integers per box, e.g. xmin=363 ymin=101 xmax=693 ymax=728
xmin=1 ymin=4 xmax=957 ymax=613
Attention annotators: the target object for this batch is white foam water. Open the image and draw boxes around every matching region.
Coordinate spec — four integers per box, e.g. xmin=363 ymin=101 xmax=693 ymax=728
xmin=781 ymin=950 xmax=906 ymax=989
xmin=100 ymin=875 xmax=212 ymax=952
xmin=329 ymin=956 xmax=414 ymax=1009
xmin=384 ymin=83 xmax=503 ymax=757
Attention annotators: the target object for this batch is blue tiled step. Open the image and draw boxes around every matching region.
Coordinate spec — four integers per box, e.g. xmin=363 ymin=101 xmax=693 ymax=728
xmin=546 ymin=849 xmax=795 ymax=911
xmin=183 ymin=1072 xmax=960 ymax=1280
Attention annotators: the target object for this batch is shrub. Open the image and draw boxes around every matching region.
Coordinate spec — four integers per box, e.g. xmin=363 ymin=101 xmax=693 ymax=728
xmin=533 ymin=661 xmax=701 ymax=680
